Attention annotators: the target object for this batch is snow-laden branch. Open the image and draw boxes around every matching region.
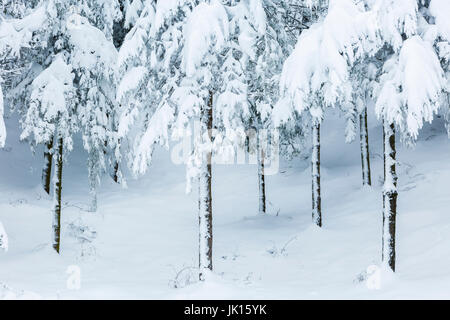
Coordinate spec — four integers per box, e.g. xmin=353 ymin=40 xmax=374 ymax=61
xmin=182 ymin=0 xmax=229 ymax=77
xmin=375 ymin=36 xmax=446 ymax=139
xmin=20 ymin=54 xmax=75 ymax=148
xmin=370 ymin=0 xmax=418 ymax=51
xmin=0 ymin=4 xmax=48 ymax=56
xmin=276 ymin=0 xmax=377 ymax=124
xmin=429 ymin=0 xmax=450 ymax=41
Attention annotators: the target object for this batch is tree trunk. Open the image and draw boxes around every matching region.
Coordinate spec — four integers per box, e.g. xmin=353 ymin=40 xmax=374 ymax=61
xmin=312 ymin=123 xmax=322 ymax=227
xmin=52 ymin=137 xmax=63 ymax=254
xmin=112 ymin=137 xmax=121 ymax=184
xmin=359 ymin=106 xmax=371 ymax=186
xmin=113 ymin=160 xmax=120 ymax=183
xmin=42 ymin=137 xmax=53 ymax=194
xmin=198 ymin=91 xmax=213 ymax=280
xmin=382 ymin=119 xmax=386 ymax=217
xmin=257 ymin=133 xmax=266 ymax=215
xmin=382 ymin=122 xmax=397 ymax=272
xmin=88 ymin=153 xmax=99 ymax=213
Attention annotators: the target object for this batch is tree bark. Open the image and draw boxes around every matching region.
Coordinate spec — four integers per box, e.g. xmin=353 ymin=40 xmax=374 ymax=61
xmin=52 ymin=137 xmax=63 ymax=254
xmin=88 ymin=152 xmax=99 ymax=212
xmin=112 ymin=137 xmax=121 ymax=184
xmin=257 ymin=133 xmax=266 ymax=215
xmin=382 ymin=119 xmax=386 ymax=217
xmin=359 ymin=106 xmax=371 ymax=186
xmin=312 ymin=123 xmax=322 ymax=227
xmin=382 ymin=122 xmax=397 ymax=272
xmin=198 ymin=91 xmax=213 ymax=280
xmin=113 ymin=160 xmax=120 ymax=183
xmin=42 ymin=137 xmax=53 ymax=194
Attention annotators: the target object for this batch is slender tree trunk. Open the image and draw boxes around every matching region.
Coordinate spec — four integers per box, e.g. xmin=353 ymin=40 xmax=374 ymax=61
xmin=113 ymin=160 xmax=120 ymax=183
xmin=312 ymin=123 xmax=322 ymax=227
xmin=382 ymin=122 xmax=397 ymax=271
xmin=383 ymin=120 xmax=386 ymax=180
xmin=257 ymin=133 xmax=266 ymax=215
xmin=42 ymin=137 xmax=53 ymax=194
xmin=359 ymin=106 xmax=371 ymax=186
xmin=88 ymin=153 xmax=98 ymax=213
xmin=112 ymin=137 xmax=121 ymax=184
xmin=198 ymin=91 xmax=213 ymax=280
xmin=52 ymin=137 xmax=63 ymax=254
xmin=382 ymin=119 xmax=386 ymax=216
xmin=89 ymin=185 xmax=97 ymax=213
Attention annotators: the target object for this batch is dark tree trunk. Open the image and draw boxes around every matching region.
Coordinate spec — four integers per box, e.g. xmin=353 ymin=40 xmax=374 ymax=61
xmin=257 ymin=133 xmax=266 ymax=215
xmin=42 ymin=137 xmax=53 ymax=194
xmin=382 ymin=122 xmax=397 ymax=272
xmin=199 ymin=91 xmax=213 ymax=280
xmin=52 ymin=137 xmax=63 ymax=254
xmin=312 ymin=123 xmax=322 ymax=227
xmin=359 ymin=106 xmax=371 ymax=186
xmin=113 ymin=160 xmax=120 ymax=183
xmin=110 ymin=137 xmax=120 ymax=184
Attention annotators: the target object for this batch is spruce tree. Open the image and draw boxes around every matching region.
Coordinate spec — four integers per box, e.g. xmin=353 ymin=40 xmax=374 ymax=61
xmin=277 ymin=0 xmax=376 ymax=226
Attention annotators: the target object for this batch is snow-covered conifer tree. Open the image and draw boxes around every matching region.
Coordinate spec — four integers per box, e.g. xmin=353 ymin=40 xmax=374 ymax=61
xmin=370 ymin=0 xmax=446 ymax=271
xmin=424 ymin=0 xmax=450 ymax=134
xmin=21 ymin=54 xmax=77 ymax=253
xmin=1 ymin=0 xmax=122 ymax=196
xmin=117 ymin=0 xmax=197 ymax=177
xmin=3 ymin=0 xmax=120 ymax=250
xmin=118 ymin=0 xmax=250 ymax=279
xmin=0 ymin=2 xmax=54 ymax=193
xmin=173 ymin=0 xmax=232 ymax=280
xmin=68 ymin=14 xmax=120 ymax=212
xmin=223 ymin=0 xmax=295 ymax=215
xmin=277 ymin=0 xmax=376 ymax=226
xmin=242 ymin=0 xmax=285 ymax=214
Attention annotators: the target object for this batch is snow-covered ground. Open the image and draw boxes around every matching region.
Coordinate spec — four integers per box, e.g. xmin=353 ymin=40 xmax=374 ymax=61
xmin=1 ymin=107 xmax=450 ymax=299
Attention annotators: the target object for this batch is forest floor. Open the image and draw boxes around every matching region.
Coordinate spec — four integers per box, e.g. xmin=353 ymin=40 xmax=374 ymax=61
xmin=1 ymin=108 xmax=450 ymax=299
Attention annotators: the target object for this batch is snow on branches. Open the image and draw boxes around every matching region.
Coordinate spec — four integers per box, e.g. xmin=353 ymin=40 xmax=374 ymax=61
xmin=276 ymin=0 xmax=376 ymax=125
xmin=375 ymin=35 xmax=445 ymax=140
xmin=20 ymin=54 xmax=76 ymax=149
xmin=0 ymin=4 xmax=47 ymax=57
xmin=371 ymin=0 xmax=446 ymax=141
xmin=182 ymin=0 xmax=229 ymax=77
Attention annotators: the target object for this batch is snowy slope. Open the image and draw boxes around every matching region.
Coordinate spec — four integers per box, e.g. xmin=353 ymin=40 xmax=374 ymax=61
xmin=1 ymin=106 xmax=450 ymax=299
